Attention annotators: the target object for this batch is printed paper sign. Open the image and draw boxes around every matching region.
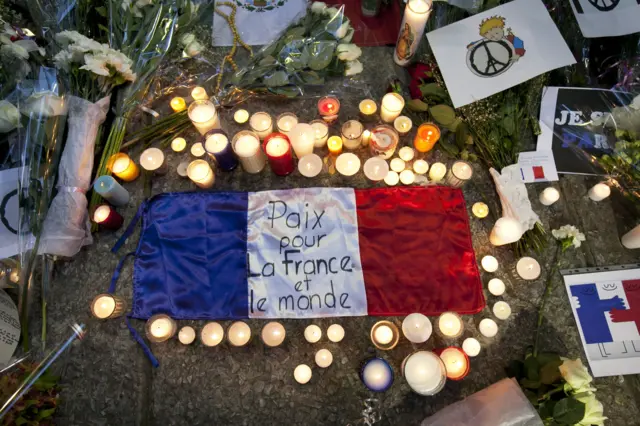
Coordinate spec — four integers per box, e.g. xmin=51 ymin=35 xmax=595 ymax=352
xmin=246 ymin=188 xmax=367 ymax=318
xmin=0 ymin=290 xmax=19 ymax=365
xmin=426 ymin=0 xmax=576 ymax=108
xmin=0 ymin=168 xmax=34 ymax=259
xmin=570 ymin=0 xmax=640 ymax=38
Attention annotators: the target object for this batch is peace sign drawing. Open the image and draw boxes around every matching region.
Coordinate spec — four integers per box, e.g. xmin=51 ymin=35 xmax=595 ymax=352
xmin=572 ymin=0 xmax=621 ymax=13
xmin=465 ymin=16 xmax=525 ymax=78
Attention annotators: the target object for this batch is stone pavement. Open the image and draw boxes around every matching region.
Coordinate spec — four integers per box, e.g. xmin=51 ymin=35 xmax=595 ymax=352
xmin=24 ymin=47 xmax=640 ymax=425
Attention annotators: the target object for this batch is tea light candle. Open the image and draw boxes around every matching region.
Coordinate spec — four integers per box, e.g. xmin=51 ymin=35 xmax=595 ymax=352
xmin=516 ymin=257 xmax=541 ymax=280
xmin=90 ymin=294 xmax=125 ymax=319
xmin=178 ymin=326 xmax=196 ymax=345
xmin=93 ymin=176 xmax=129 ymax=206
xmin=177 ymin=161 xmax=189 ymax=178
xmin=8 ymin=269 xmax=19 ymax=284
xmin=437 ymin=312 xmax=463 ymax=339
xmin=588 ymin=183 xmax=611 ymax=201
xmin=289 ymin=123 xmax=315 ymax=158
xmin=264 ymin=133 xmax=295 ymax=176
xmin=188 ymin=100 xmax=221 ymax=135
xmin=414 ymin=123 xmax=441 ymax=153
xmin=234 ymin=109 xmax=249 ymax=124
xmin=171 ymin=137 xmax=187 ymax=152
xmin=490 ymin=217 xmax=524 ymax=246
xmin=359 ymin=99 xmax=377 ymax=121
xmin=384 ymin=171 xmax=399 ymax=186
xmin=621 ymin=224 xmax=640 ymax=249
xmin=318 ymin=96 xmax=340 ymax=123
xmin=315 ymin=349 xmax=333 ymax=368
xmin=327 ymin=136 xmax=343 ymax=155
xmin=201 ymin=322 xmax=224 ymax=347
xmin=261 ymin=321 xmax=286 ymax=347
xmin=394 ymin=116 xmax=413 ymax=136
xmin=370 ymin=125 xmax=400 ymax=159
xmin=493 ymin=301 xmax=512 ymax=320
xmin=481 ymin=255 xmax=499 ymax=272
xmin=341 ymin=120 xmax=364 ymax=150
xmin=402 ymin=313 xmax=432 ymax=343
xmin=298 ymin=153 xmax=323 ymax=178
xmin=92 ymin=204 xmax=124 ymax=230
xmin=228 ymin=321 xmax=251 ymax=347
xmin=446 ymin=161 xmax=473 ymax=188
xmin=371 ymin=320 xmax=400 ymax=350
xmin=540 ymin=187 xmax=560 ymax=206
xmin=363 ymin=157 xmax=389 ymax=181
xmin=400 ymin=169 xmax=415 ymax=185
xmin=380 ymin=92 xmax=405 ymax=123
xmin=398 ymin=146 xmax=415 ymax=162
xmin=232 ymin=130 xmax=267 ymax=174
xmin=439 ymin=347 xmax=469 ymax=380
xmin=109 ymin=153 xmax=140 ymax=181
xmin=304 ymin=325 xmax=322 ymax=343
xmin=190 ymin=142 xmax=206 ymax=157
xmin=310 ymin=120 xmax=329 ymax=148
xmin=362 ymin=130 xmax=371 ymax=146
xmin=187 ymin=160 xmax=215 ymax=189
xmin=390 ymin=158 xmax=406 ymax=173
xmin=428 ymin=162 xmax=447 ymax=182
xmin=249 ymin=112 xmax=273 ymax=140
xmin=335 ymin=153 xmax=361 ymax=176
xmin=294 ymin=364 xmax=312 ymax=384
xmin=413 ymin=159 xmax=429 ymax=174
xmin=479 ymin=318 xmax=498 ymax=337
xmin=394 ymin=0 xmax=433 ymax=66
xmin=472 ymin=202 xmax=489 ymax=218
xmin=403 ymin=351 xmax=447 ymax=395
xmin=204 ymin=130 xmax=238 ymax=171
xmin=140 ymin=147 xmax=168 ymax=175
xmin=462 ymin=337 xmax=481 ymax=357
xmin=170 ymin=96 xmax=186 ymax=112
xmin=361 ymin=358 xmax=394 ymax=392
xmin=327 ymin=324 xmax=345 ymax=343
xmin=276 ymin=112 xmax=298 ymax=135
xmin=145 ymin=314 xmax=177 ymax=343
xmin=191 ymin=86 xmax=209 ymax=101
xmin=487 ymin=278 xmax=506 ymax=296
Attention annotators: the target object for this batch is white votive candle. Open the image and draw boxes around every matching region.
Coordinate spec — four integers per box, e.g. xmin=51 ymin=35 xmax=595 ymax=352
xmin=294 ymin=364 xmax=312 ymax=384
xmin=402 ymin=313 xmax=432 ymax=343
xmin=437 ymin=312 xmax=463 ymax=339
xmin=191 ymin=86 xmax=208 ymax=101
xmin=298 ymin=154 xmax=323 ymax=178
xmin=171 ymin=137 xmax=187 ymax=152
xmin=394 ymin=116 xmax=413 ymax=136
xmin=140 ymin=147 xmax=168 ymax=174
xmin=178 ymin=326 xmax=196 ymax=345
xmin=190 ymin=142 xmax=206 ymax=157
xmin=177 ymin=161 xmax=189 ymax=178
xmin=413 ymin=159 xmax=429 ymax=174
xmin=487 ymin=278 xmax=506 ymax=296
xmin=403 ymin=351 xmax=447 ymax=396
xmin=232 ymin=131 xmax=266 ymax=174
xmin=290 ymin=123 xmax=315 ymax=157
xmin=276 ymin=112 xmax=298 ymax=135
xmin=462 ymin=338 xmax=481 ymax=357
xmin=446 ymin=161 xmax=473 ymax=188
xmin=310 ymin=120 xmax=329 ymax=148
xmin=479 ymin=318 xmax=498 ymax=337
xmin=374 ymin=325 xmax=393 ymax=344
xmin=234 ymin=109 xmax=249 ymax=124
xmin=261 ymin=321 xmax=286 ymax=347
xmin=359 ymin=99 xmax=377 ymax=118
xmin=201 ymin=322 xmax=224 ymax=347
xmin=428 ymin=162 xmax=447 ymax=182
xmin=91 ymin=294 xmax=124 ymax=319
xmin=472 ymin=202 xmax=489 ymax=218
xmin=490 ymin=217 xmax=524 ymax=246
xmin=187 ymin=159 xmax=215 ymax=189
xmin=516 ymin=257 xmax=541 ymax=280
xmin=390 ymin=158 xmax=406 ymax=173
xmin=400 ymin=169 xmax=415 ymax=185
xmin=146 ymin=314 xmax=177 ymax=343
xmin=304 ymin=325 xmax=322 ymax=343
xmin=315 ymin=349 xmax=333 ymax=368
xmin=588 ymin=183 xmax=611 ymax=201
xmin=371 ymin=321 xmax=399 ymax=350
xmin=188 ymin=100 xmax=221 ymax=135
xmin=621 ymin=224 xmax=640 ymax=249
xmin=363 ymin=157 xmax=389 ymax=181
xmin=398 ymin=146 xmax=415 ymax=162
xmin=249 ymin=112 xmax=273 ymax=140
xmin=384 ymin=170 xmax=399 ymax=186
xmin=380 ymin=92 xmax=405 ymax=123
xmin=327 ymin=324 xmax=345 ymax=343
xmin=493 ymin=301 xmax=512 ymax=320
xmin=481 ymin=255 xmax=499 ymax=272
xmin=228 ymin=321 xmax=251 ymax=347
xmin=540 ymin=187 xmax=560 ymax=206
xmin=335 ymin=153 xmax=361 ymax=176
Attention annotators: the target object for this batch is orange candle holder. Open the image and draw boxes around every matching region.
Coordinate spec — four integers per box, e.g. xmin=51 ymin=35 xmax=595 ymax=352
xmin=107 ymin=153 xmax=140 ymax=182
xmin=414 ymin=123 xmax=441 ymax=153
xmin=436 ymin=347 xmax=470 ymax=381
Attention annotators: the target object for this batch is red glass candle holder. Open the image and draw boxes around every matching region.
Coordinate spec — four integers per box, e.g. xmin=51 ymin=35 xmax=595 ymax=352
xmin=435 ymin=347 xmax=470 ymax=381
xmin=317 ymin=96 xmax=340 ymax=124
xmin=263 ymin=133 xmax=295 ymax=176
xmin=92 ymin=204 xmax=124 ymax=230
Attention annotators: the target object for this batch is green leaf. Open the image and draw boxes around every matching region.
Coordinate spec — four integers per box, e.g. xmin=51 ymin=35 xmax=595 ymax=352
xmin=419 ymin=83 xmax=448 ymax=100
xmin=523 ymin=389 xmax=538 ymax=406
xmin=263 ymin=71 xmax=289 ymax=87
xmin=524 ymin=356 xmax=540 ymax=381
xmin=406 ymin=99 xmax=428 ymax=112
xmin=36 ymin=407 xmax=57 ymax=420
xmin=536 ymin=353 xmax=561 ymax=366
xmin=429 ymin=104 xmax=456 ymax=127
xmin=468 ymin=153 xmax=478 ymax=162
xmin=268 ymin=85 xmax=302 ymax=97
xmin=455 ymin=122 xmax=469 ymax=150
xmin=438 ymin=138 xmax=459 ymax=156
xmin=306 ymin=41 xmax=336 ymax=70
xmin=299 ymin=71 xmax=324 ymax=85
xmin=520 ymin=378 xmax=542 ymax=390
xmin=539 ymin=400 xmax=557 ymax=420
xmin=285 ymin=26 xmax=306 ymax=38
xmin=502 ymin=114 xmax=516 ymax=135
xmin=553 ymin=397 xmax=586 ymax=425
xmin=540 ymin=360 xmax=563 ymax=385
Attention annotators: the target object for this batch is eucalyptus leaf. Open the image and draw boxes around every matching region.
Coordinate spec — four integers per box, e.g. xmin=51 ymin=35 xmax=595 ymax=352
xmin=455 ymin=122 xmax=469 ymax=150
xmin=429 ymin=104 xmax=456 ymax=127
xmin=553 ymin=397 xmax=586 ymax=425
xmin=307 ymin=41 xmax=336 ymax=70
xmin=259 ymin=56 xmax=277 ymax=66
xmin=300 ymin=71 xmax=325 ymax=85
xmin=406 ymin=99 xmax=428 ymax=112
xmin=419 ymin=83 xmax=448 ymax=100
xmin=269 ymin=85 xmax=303 ymax=97
xmin=264 ymin=71 xmax=289 ymax=87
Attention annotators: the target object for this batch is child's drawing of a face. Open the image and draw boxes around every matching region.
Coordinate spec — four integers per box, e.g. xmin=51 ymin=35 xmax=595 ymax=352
xmin=484 ymin=27 xmax=504 ymax=41
xmin=600 ymin=283 xmax=619 ymax=292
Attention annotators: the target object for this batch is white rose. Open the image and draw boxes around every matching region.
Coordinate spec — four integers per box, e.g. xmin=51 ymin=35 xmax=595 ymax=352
xmin=21 ymin=93 xmax=67 ymax=117
xmin=0 ymin=101 xmax=20 ymax=133
xmin=559 ymin=358 xmax=593 ymax=392
xmin=311 ymin=1 xmax=327 ymax=14
xmin=337 ymin=43 xmax=362 ymax=61
xmin=184 ymin=41 xmax=203 ymax=58
xmin=1 ymin=43 xmax=29 ymax=60
xmin=576 ymin=394 xmax=607 ymax=426
xmin=325 ymin=6 xmax=339 ymax=16
xmin=341 ymin=26 xmax=354 ymax=43
xmin=344 ymin=59 xmax=363 ymax=77
xmin=53 ymin=50 xmax=73 ymax=71
xmin=180 ymin=33 xmax=196 ymax=46
xmin=335 ymin=21 xmax=350 ymax=39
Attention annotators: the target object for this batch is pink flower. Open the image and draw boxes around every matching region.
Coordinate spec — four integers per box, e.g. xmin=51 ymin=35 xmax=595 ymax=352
xmin=408 ymin=63 xmax=433 ymax=100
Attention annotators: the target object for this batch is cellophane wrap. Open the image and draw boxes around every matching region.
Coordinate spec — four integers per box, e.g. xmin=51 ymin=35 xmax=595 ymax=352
xmin=421 ymin=378 xmax=543 ymax=426
xmin=38 ymin=95 xmax=110 ymax=257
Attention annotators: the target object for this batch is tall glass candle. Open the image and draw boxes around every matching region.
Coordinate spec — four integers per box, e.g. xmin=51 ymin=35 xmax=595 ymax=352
xmin=394 ymin=0 xmax=433 ymax=66
xmin=317 ymin=96 xmax=340 ymax=123
xmin=588 ymin=183 xmax=611 ymax=201
xmin=402 ymin=351 xmax=447 ymax=395
xmin=437 ymin=312 xmax=463 ymax=339
xmin=91 ymin=293 xmax=125 ymax=319
xmin=438 ymin=347 xmax=470 ymax=380
xmin=264 ymin=133 xmax=295 ymax=176
xmin=188 ymin=100 xmax=221 ymax=135
xmin=276 ymin=112 xmax=298 ymax=135
xmin=171 ymin=137 xmax=187 ymax=153
xmin=249 ymin=112 xmax=273 ymax=140
xmin=363 ymin=157 xmax=389 ymax=181
xmin=414 ymin=123 xmax=441 ymax=153
xmin=232 ymin=130 xmax=267 ymax=174
xmin=380 ymin=93 xmax=405 ymax=123
xmin=298 ymin=153 xmax=323 ymax=178
xmin=205 ymin=130 xmax=238 ymax=171
xmin=370 ymin=320 xmax=399 ymax=350
xmin=394 ymin=116 xmax=413 ymax=136
xmin=335 ymin=153 xmax=361 ymax=177
xmin=187 ymin=160 xmax=215 ymax=188
xmin=191 ymin=86 xmax=209 ymax=101
xmin=446 ymin=161 xmax=473 ymax=187
xmin=327 ymin=136 xmax=343 ymax=155
xmin=359 ymin=99 xmax=377 ymax=121
xmin=92 ymin=204 xmax=124 ymax=230
xmin=310 ymin=120 xmax=329 ymax=148
xmin=341 ymin=120 xmax=364 ymax=150
xmin=140 ymin=147 xmax=168 ymax=175
xmin=170 ymin=97 xmax=186 ymax=112
xmin=621 ymin=224 xmax=640 ymax=249
xmin=93 ymin=176 xmax=129 ymax=206
xmin=370 ymin=125 xmax=399 ymax=159
xmin=108 ymin=153 xmax=139 ymax=182
xmin=145 ymin=314 xmax=177 ymax=343
xmin=361 ymin=358 xmax=394 ymax=392
xmin=289 ymin=123 xmax=315 ymax=158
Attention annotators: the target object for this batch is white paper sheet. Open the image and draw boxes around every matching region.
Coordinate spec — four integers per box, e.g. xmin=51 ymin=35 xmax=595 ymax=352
xmin=0 ymin=168 xmax=34 ymax=259
xmin=517 ymin=151 xmax=559 ymax=183
xmin=569 ymin=0 xmax=640 ymax=38
xmin=0 ymin=290 xmax=19 ymax=365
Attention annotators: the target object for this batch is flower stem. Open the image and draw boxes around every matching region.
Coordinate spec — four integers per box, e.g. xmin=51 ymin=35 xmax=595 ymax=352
xmin=534 ymin=244 xmax=562 ymax=357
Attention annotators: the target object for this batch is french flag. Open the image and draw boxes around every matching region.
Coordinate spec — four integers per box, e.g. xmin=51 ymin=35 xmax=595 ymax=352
xmin=115 ymin=187 xmax=484 ymax=321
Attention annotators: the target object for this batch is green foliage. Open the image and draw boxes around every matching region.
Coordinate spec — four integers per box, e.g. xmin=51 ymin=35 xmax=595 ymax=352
xmin=0 ymin=364 xmax=60 ymax=426
xmin=553 ymin=397 xmax=586 ymax=425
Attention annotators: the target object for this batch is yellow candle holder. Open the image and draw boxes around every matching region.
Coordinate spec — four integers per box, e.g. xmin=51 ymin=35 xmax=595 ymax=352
xmin=170 ymin=97 xmax=187 ymax=112
xmin=107 ymin=153 xmax=140 ymax=182
xmin=370 ymin=320 xmax=400 ymax=350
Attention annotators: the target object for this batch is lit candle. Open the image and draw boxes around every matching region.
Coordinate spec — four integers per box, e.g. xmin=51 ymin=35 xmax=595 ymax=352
xmin=264 ymin=133 xmax=295 ymax=176
xmin=363 ymin=157 xmax=389 ymax=181
xmin=8 ymin=269 xmax=19 ymax=284
xmin=540 ymin=187 xmax=560 ymax=206
xmin=327 ymin=324 xmax=345 ymax=343
xmin=402 ymin=351 xmax=447 ymax=395
xmin=315 ymin=349 xmax=333 ymax=368
xmin=294 ymin=364 xmax=312 ymax=384
xmin=171 ymin=137 xmax=187 ymax=152
xmin=621 ymin=224 xmax=640 ymax=249
xmin=261 ymin=321 xmax=286 ymax=347
xmin=428 ymin=162 xmax=447 ymax=182
xmin=327 ymin=136 xmax=343 ymax=155
xmin=310 ymin=120 xmax=329 ymax=148
xmin=335 ymin=153 xmax=361 ymax=177
xmin=205 ymin=130 xmax=238 ymax=171
xmin=588 ymin=183 xmax=611 ymax=201
xmin=140 ymin=147 xmax=168 ymax=175
xmin=191 ymin=86 xmax=209 ymax=101
xmin=276 ymin=112 xmax=298 ymax=135
xmin=370 ymin=125 xmax=400 ymax=159
xmin=190 ymin=142 xmax=206 ymax=157
xmin=201 ymin=322 xmax=224 ymax=347
xmin=479 ymin=318 xmax=498 ymax=337
xmin=232 ymin=130 xmax=267 ymax=174
xmin=92 ymin=204 xmax=124 ymax=230
xmin=384 ymin=171 xmax=399 ymax=186
xmin=178 ymin=326 xmax=196 ymax=345
xmin=380 ymin=93 xmax=405 ymax=123
xmin=390 ymin=158 xmax=406 ymax=173
xmin=487 ymin=278 xmax=506 ymax=296
xmin=249 ymin=112 xmax=273 ymax=140
xmin=298 ymin=153 xmax=323 ymax=178
xmin=317 ymin=96 xmax=340 ymax=123
xmin=341 ymin=120 xmax=364 ymax=150
xmin=394 ymin=116 xmax=413 ymax=136
xmin=462 ymin=338 xmax=481 ymax=357
xmin=289 ymin=123 xmax=315 ymax=158
xmin=228 ymin=321 xmax=251 ymax=347
xmin=439 ymin=347 xmax=469 ymax=380
xmin=437 ymin=312 xmax=463 ymax=339
xmin=493 ymin=301 xmax=512 ymax=320
xmin=490 ymin=217 xmax=524 ymax=246
xmin=402 ymin=313 xmax=432 ymax=343
xmin=362 ymin=130 xmax=371 ymax=146
xmin=108 ymin=153 xmax=140 ymax=181
xmin=187 ymin=159 xmax=215 ymax=188
xmin=170 ymin=96 xmax=186 ymax=112
xmin=359 ymin=99 xmax=377 ymax=121
xmin=304 ymin=325 xmax=322 ymax=343
xmin=234 ymin=109 xmax=249 ymax=124
xmin=472 ymin=202 xmax=489 ymax=218
xmin=398 ymin=146 xmax=415 ymax=162
xmin=413 ymin=159 xmax=429 ymax=175
xmin=394 ymin=0 xmax=433 ymax=66
xmin=516 ymin=257 xmax=541 ymax=280
xmin=90 ymin=294 xmax=125 ymax=319
xmin=446 ymin=161 xmax=473 ymax=188
xmin=370 ymin=320 xmax=399 ymax=350
xmin=414 ymin=123 xmax=440 ymax=153
xmin=177 ymin=161 xmax=189 ymax=178
xmin=145 ymin=314 xmax=177 ymax=343
xmin=400 ymin=169 xmax=415 ymax=185
xmin=93 ymin=176 xmax=129 ymax=206
xmin=481 ymin=255 xmax=499 ymax=272
xmin=188 ymin=100 xmax=221 ymax=135
xmin=361 ymin=358 xmax=394 ymax=392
